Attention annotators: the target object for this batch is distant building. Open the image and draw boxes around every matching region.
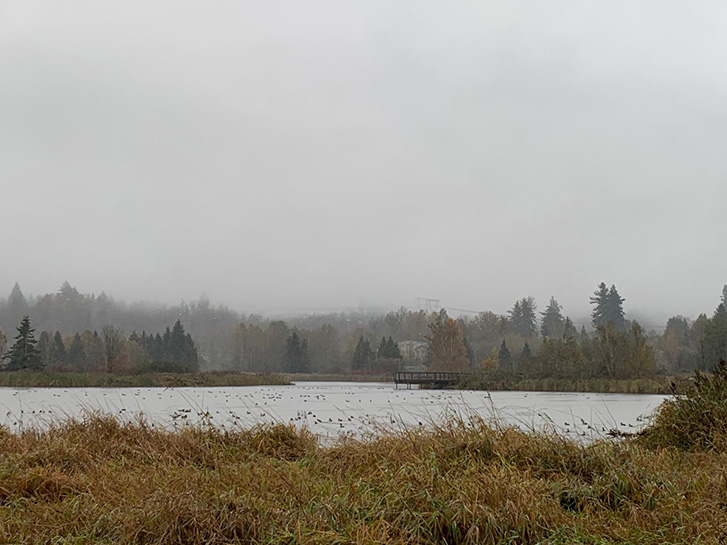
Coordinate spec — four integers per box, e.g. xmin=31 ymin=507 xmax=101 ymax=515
xmin=398 ymin=340 xmax=428 ymax=364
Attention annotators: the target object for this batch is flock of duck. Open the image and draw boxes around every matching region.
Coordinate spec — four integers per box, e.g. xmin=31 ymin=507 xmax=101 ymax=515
xmin=0 ymin=383 xmax=661 ymax=440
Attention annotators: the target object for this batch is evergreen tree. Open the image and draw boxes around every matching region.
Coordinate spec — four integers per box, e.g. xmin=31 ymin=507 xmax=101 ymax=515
xmin=152 ymin=333 xmax=164 ymax=362
xmin=3 ymin=316 xmax=42 ymax=371
xmin=563 ymin=317 xmax=578 ymax=339
xmin=658 ymin=316 xmax=694 ymax=372
xmin=691 ymin=313 xmax=710 ymax=371
xmin=519 ymin=341 xmax=532 ymax=371
xmin=701 ymin=304 xmax=727 ymax=370
xmin=283 ymin=331 xmax=310 ymax=373
xmin=52 ymin=331 xmax=66 ymax=367
xmin=376 ymin=337 xmax=387 ymax=359
xmin=162 ymin=327 xmax=172 ymax=361
xmin=606 ymin=285 xmax=626 ymax=330
xmin=590 ymin=282 xmax=626 ymax=330
xmin=590 ymin=282 xmax=610 ymax=328
xmin=352 ymin=336 xmax=373 ymax=371
xmin=168 ymin=320 xmax=198 ymax=371
xmin=386 ymin=337 xmax=401 ymax=359
xmin=5 ymin=283 xmax=29 ymax=325
xmin=377 ymin=336 xmax=402 ymax=360
xmin=184 ymin=333 xmax=199 ymax=371
xmin=540 ymin=297 xmax=565 ymax=338
xmin=67 ymin=333 xmax=87 ymax=371
xmin=509 ymin=297 xmax=538 ymax=338
xmin=498 ymin=340 xmax=513 ymax=372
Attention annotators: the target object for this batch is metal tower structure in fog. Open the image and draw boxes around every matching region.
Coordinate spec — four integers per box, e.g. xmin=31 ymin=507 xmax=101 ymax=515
xmin=417 ymin=297 xmax=441 ymax=313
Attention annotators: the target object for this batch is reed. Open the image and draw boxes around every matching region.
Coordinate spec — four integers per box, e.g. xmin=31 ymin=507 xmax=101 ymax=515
xmin=460 ymin=374 xmax=681 ymax=395
xmin=0 ymin=411 xmax=725 ymax=544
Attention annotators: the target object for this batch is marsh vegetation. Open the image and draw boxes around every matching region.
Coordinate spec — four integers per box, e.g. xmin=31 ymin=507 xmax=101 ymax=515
xmin=0 ymin=365 xmax=725 ymax=544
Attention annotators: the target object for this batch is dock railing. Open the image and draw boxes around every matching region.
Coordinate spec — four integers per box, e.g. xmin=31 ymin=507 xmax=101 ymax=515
xmin=394 ymin=371 xmax=473 ymax=389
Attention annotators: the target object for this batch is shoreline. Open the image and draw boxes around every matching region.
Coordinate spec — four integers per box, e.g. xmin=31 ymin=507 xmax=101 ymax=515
xmin=0 ymin=370 xmax=687 ymax=395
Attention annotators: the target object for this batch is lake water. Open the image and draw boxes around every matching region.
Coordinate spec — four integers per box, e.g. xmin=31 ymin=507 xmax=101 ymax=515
xmin=0 ymin=382 xmax=666 ymax=441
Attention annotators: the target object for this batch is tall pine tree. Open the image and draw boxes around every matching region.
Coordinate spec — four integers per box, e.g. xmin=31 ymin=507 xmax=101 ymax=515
xmin=53 ymin=331 xmax=67 ymax=367
xmin=540 ymin=297 xmax=565 ymax=338
xmin=590 ymin=282 xmax=610 ymax=328
xmin=590 ymin=282 xmax=626 ymax=331
xmin=352 ymin=336 xmax=373 ymax=371
xmin=67 ymin=333 xmax=87 ymax=371
xmin=509 ymin=297 xmax=538 ymax=338
xmin=498 ymin=340 xmax=513 ymax=372
xmin=3 ymin=316 xmax=42 ymax=371
xmin=283 ymin=331 xmax=310 ymax=373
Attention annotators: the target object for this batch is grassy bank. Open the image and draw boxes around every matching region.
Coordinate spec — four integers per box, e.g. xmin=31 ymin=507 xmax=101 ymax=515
xmin=0 ymin=413 xmax=725 ymax=544
xmin=286 ymin=372 xmax=393 ymax=383
xmin=287 ymin=372 xmax=679 ymax=394
xmin=457 ymin=374 xmax=685 ymax=395
xmin=0 ymin=371 xmax=290 ymax=388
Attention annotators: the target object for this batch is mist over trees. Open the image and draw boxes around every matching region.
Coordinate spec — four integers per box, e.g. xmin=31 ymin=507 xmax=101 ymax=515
xmin=1 ymin=281 xmax=726 ymax=378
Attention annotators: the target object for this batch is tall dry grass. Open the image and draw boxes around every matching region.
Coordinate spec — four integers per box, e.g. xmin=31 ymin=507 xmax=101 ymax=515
xmin=1 ymin=412 xmax=725 ymax=544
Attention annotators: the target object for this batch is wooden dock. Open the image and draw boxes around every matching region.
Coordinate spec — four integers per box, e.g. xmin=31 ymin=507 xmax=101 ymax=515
xmin=394 ymin=371 xmax=473 ymax=389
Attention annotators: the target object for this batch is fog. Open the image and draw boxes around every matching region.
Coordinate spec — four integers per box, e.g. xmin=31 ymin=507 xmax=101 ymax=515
xmin=2 ymin=1 xmax=726 ymax=322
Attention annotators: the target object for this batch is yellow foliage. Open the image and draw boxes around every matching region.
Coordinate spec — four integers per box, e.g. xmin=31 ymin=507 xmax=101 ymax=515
xmin=479 ymin=348 xmax=499 ymax=374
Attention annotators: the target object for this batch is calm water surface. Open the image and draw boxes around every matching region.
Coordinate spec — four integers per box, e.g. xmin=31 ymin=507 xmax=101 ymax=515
xmin=0 ymin=382 xmax=666 ymax=441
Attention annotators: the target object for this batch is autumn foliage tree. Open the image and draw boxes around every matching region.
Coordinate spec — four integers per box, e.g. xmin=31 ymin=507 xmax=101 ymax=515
xmin=426 ymin=311 xmax=471 ymax=372
xmin=587 ymin=322 xmax=654 ymax=379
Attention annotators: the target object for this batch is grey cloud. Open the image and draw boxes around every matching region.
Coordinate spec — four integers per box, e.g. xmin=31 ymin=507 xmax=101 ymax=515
xmin=2 ymin=1 xmax=726 ymax=322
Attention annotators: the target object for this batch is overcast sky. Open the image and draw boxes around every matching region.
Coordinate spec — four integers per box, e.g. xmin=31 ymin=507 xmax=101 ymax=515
xmin=2 ymin=1 xmax=726 ymax=323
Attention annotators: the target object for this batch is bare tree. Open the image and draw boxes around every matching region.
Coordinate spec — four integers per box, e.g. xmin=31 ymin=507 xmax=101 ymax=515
xmin=102 ymin=325 xmax=123 ymax=373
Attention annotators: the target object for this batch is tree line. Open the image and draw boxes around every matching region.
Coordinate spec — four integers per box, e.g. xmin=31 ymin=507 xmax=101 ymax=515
xmin=2 ymin=281 xmax=727 ymax=377
xmin=1 ymin=316 xmax=198 ymax=373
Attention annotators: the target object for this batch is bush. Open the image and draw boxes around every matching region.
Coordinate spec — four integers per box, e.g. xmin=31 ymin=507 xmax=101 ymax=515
xmin=640 ymin=360 xmax=727 ymax=450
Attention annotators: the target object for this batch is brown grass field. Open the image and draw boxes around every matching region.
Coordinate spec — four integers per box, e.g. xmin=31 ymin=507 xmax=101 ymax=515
xmin=0 ymin=415 xmax=724 ymax=544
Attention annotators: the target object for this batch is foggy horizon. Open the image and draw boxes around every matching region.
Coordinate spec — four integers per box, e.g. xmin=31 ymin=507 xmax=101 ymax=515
xmin=0 ymin=278 xmax=719 ymax=333
xmin=3 ymin=2 xmax=727 ymax=327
